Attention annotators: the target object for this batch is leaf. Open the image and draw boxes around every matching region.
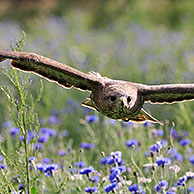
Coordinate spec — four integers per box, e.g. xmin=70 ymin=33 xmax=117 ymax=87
xmin=31 ymin=187 xmax=37 ymax=194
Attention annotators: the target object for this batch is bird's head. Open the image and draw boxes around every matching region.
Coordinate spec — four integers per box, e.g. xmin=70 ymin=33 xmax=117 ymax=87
xmin=93 ymin=81 xmax=144 ymax=120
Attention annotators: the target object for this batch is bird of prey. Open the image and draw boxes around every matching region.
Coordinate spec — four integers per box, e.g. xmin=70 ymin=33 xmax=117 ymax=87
xmin=0 ymin=50 xmax=194 ymax=125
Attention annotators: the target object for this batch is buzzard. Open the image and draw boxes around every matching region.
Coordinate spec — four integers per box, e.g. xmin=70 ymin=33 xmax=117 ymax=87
xmin=0 ymin=50 xmax=194 ymax=125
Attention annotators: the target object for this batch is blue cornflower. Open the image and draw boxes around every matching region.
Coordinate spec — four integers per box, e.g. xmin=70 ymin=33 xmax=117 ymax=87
xmin=89 ymin=176 xmax=100 ymax=183
xmin=58 ymin=150 xmax=67 ymax=156
xmin=176 ymin=176 xmax=187 ymax=186
xmin=80 ymin=142 xmax=95 ymax=149
xmin=150 ymin=141 xmax=163 ymax=153
xmin=0 ymin=155 xmax=3 ymax=162
xmin=37 ymin=163 xmax=46 ymax=172
xmin=104 ymin=183 xmax=118 ymax=193
xmin=109 ymin=166 xmax=126 ymax=183
xmin=168 ymin=128 xmax=180 ymax=139
xmin=128 ymin=184 xmax=145 ymax=194
xmin=156 ymin=157 xmax=171 ymax=166
xmin=152 ymin=129 xmax=164 ymax=137
xmin=38 ymin=133 xmax=50 ymax=143
xmin=126 ymin=139 xmax=138 ymax=148
xmin=85 ymin=186 xmax=98 ymax=193
xmin=143 ymin=121 xmax=153 ymax=127
xmin=179 ymin=138 xmax=191 ymax=146
xmin=188 ymin=186 xmax=194 ymax=193
xmin=85 ymin=115 xmax=98 ymax=123
xmin=28 ymin=156 xmax=35 ymax=163
xmin=0 ymin=164 xmax=6 ymax=170
xmin=34 ymin=142 xmax=44 ymax=151
xmin=42 ymin=158 xmax=51 ymax=164
xmin=44 ymin=164 xmax=58 ymax=176
xmin=189 ymin=155 xmax=194 ymax=165
xmin=74 ymin=161 xmax=86 ymax=168
xmin=10 ymin=127 xmax=20 ymax=137
xmin=40 ymin=127 xmax=56 ymax=137
xmin=154 ymin=180 xmax=168 ymax=192
xmin=168 ymin=148 xmax=182 ymax=162
xmin=2 ymin=121 xmax=12 ymax=128
xmin=106 ymin=151 xmax=123 ymax=165
xmin=48 ymin=115 xmax=61 ymax=125
xmin=19 ymin=183 xmax=24 ymax=190
xmin=166 ymin=192 xmax=176 ymax=194
xmin=80 ymin=166 xmax=94 ymax=175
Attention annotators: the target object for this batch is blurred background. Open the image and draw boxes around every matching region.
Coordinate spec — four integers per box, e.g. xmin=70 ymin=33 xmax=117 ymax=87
xmin=0 ymin=0 xmax=194 ymax=134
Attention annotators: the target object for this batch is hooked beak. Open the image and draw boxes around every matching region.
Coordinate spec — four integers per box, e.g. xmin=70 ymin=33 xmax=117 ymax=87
xmin=119 ymin=96 xmax=129 ymax=108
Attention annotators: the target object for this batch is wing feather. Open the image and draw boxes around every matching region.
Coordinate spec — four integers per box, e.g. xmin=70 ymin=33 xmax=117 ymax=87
xmin=140 ymin=84 xmax=194 ymax=104
xmin=0 ymin=50 xmax=103 ymax=91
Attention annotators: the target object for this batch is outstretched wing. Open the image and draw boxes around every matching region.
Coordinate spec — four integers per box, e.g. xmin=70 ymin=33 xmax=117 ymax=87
xmin=0 ymin=50 xmax=103 ymax=91
xmin=140 ymin=83 xmax=194 ymax=104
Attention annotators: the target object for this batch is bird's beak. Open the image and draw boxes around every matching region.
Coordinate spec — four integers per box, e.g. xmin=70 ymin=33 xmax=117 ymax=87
xmin=119 ymin=96 xmax=128 ymax=108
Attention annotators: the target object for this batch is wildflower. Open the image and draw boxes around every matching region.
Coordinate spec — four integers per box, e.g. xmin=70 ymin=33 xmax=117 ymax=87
xmin=48 ymin=115 xmax=61 ymax=125
xmin=168 ymin=128 xmax=180 ymax=139
xmin=188 ymin=186 xmax=194 ymax=193
xmin=80 ymin=166 xmax=94 ymax=175
xmin=104 ymin=182 xmax=118 ymax=193
xmin=189 ymin=155 xmax=194 ymax=165
xmin=128 ymin=184 xmax=145 ymax=194
xmin=74 ymin=161 xmax=86 ymax=168
xmin=179 ymin=138 xmax=191 ymax=146
xmin=85 ymin=186 xmax=98 ymax=193
xmin=2 ymin=121 xmax=12 ymax=128
xmin=0 ymin=164 xmax=6 ymax=170
xmin=106 ymin=151 xmax=123 ymax=165
xmin=37 ymin=163 xmax=46 ymax=172
xmin=40 ymin=127 xmax=56 ymax=137
xmin=0 ymin=155 xmax=3 ymax=162
xmin=154 ymin=180 xmax=168 ymax=192
xmin=58 ymin=150 xmax=67 ymax=156
xmin=34 ymin=142 xmax=44 ymax=151
xmin=143 ymin=121 xmax=153 ymax=127
xmin=9 ymin=127 xmax=20 ymax=137
xmin=156 ymin=157 xmax=171 ymax=166
xmin=42 ymin=158 xmax=51 ymax=164
xmin=176 ymin=176 xmax=187 ymax=186
xmin=150 ymin=141 xmax=163 ymax=153
xmin=109 ymin=166 xmax=126 ymax=183
xmin=152 ymin=129 xmax=164 ymax=137
xmin=126 ymin=139 xmax=138 ymax=148
xmin=89 ymin=176 xmax=100 ymax=183
xmin=28 ymin=156 xmax=35 ymax=163
xmin=19 ymin=183 xmax=24 ymax=190
xmin=166 ymin=192 xmax=176 ymax=194
xmin=85 ymin=115 xmax=98 ymax=123
xmin=44 ymin=164 xmax=58 ymax=176
xmin=80 ymin=142 xmax=95 ymax=149
xmin=103 ymin=118 xmax=116 ymax=125
xmin=168 ymin=148 xmax=182 ymax=162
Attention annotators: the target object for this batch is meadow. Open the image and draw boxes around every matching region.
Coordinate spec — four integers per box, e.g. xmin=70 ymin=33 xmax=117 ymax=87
xmin=0 ymin=11 xmax=194 ymax=193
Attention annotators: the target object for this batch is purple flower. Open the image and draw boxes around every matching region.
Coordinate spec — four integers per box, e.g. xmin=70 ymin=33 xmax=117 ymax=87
xmin=156 ymin=157 xmax=171 ymax=166
xmin=80 ymin=166 xmax=94 ymax=175
xmin=109 ymin=166 xmax=126 ymax=183
xmin=0 ymin=155 xmax=3 ymax=162
xmin=189 ymin=155 xmax=194 ymax=165
xmin=2 ymin=121 xmax=12 ymax=128
xmin=176 ymin=176 xmax=187 ymax=186
xmin=44 ymin=164 xmax=58 ymax=176
xmin=74 ymin=161 xmax=85 ymax=168
xmin=28 ymin=156 xmax=35 ymax=163
xmin=19 ymin=183 xmax=24 ymax=190
xmin=38 ymin=133 xmax=50 ymax=143
xmin=168 ymin=148 xmax=182 ymax=162
xmin=80 ymin=142 xmax=95 ymax=149
xmin=85 ymin=186 xmax=98 ymax=193
xmin=104 ymin=183 xmax=118 ymax=193
xmin=34 ymin=142 xmax=44 ymax=151
xmin=126 ymin=139 xmax=138 ymax=148
xmin=179 ymin=138 xmax=191 ymax=146
xmin=128 ymin=184 xmax=145 ymax=194
xmin=152 ymin=129 xmax=164 ymax=137
xmin=0 ymin=164 xmax=6 ymax=170
xmin=42 ymin=158 xmax=51 ymax=164
xmin=9 ymin=127 xmax=20 ymax=137
xmin=154 ymin=180 xmax=168 ymax=192
xmin=58 ymin=150 xmax=67 ymax=156
xmin=89 ymin=176 xmax=100 ymax=183
xmin=188 ymin=186 xmax=194 ymax=193
xmin=106 ymin=151 xmax=123 ymax=165
xmin=48 ymin=115 xmax=61 ymax=125
xmin=40 ymin=127 xmax=56 ymax=137
xmin=150 ymin=141 xmax=163 ymax=153
xmin=85 ymin=115 xmax=98 ymax=123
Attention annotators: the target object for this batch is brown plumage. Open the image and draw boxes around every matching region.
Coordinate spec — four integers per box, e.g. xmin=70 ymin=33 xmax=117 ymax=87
xmin=1 ymin=50 xmax=194 ymax=124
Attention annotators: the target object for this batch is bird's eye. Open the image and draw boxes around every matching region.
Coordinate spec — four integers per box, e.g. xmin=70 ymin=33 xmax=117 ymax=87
xmin=109 ymin=95 xmax=117 ymax=103
xmin=127 ymin=96 xmax=131 ymax=103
